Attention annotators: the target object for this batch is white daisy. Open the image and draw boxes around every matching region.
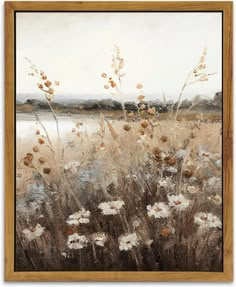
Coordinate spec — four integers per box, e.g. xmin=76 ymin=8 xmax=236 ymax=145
xmin=22 ymin=224 xmax=45 ymax=241
xmin=147 ymin=202 xmax=171 ymax=219
xmin=158 ymin=177 xmax=175 ymax=190
xmin=66 ymin=208 xmax=90 ymax=226
xmin=194 ymin=212 xmax=222 ymax=229
xmin=67 ymin=233 xmax=88 ymax=249
xmin=166 ymin=167 xmax=178 ymax=174
xmin=98 ymin=200 xmax=125 ymax=215
xmin=119 ymin=233 xmax=139 ymax=251
xmin=207 ymin=195 xmax=222 ymax=205
xmin=187 ymin=185 xmax=199 ymax=194
xmin=168 ymin=194 xmax=190 ymax=211
xmin=91 ymin=232 xmax=107 ymax=247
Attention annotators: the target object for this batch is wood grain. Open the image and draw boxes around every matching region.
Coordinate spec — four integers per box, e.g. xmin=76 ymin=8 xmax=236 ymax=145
xmin=5 ymin=1 xmax=233 ymax=282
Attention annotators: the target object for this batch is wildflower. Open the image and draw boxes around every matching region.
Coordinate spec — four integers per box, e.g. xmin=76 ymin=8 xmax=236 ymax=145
xmin=136 ymin=83 xmax=143 ymax=90
xmin=200 ymin=74 xmax=208 ymax=81
xmin=104 ymin=84 xmax=109 ymax=89
xmin=160 ymin=226 xmax=175 ymax=238
xmin=91 ymin=232 xmax=107 ymax=247
xmin=119 ymin=233 xmax=139 ymax=251
xmin=166 ymin=166 xmax=178 ymax=174
xmin=147 ymin=202 xmax=170 ymax=219
xmin=140 ymin=103 xmax=146 ymax=110
xmin=98 ymin=200 xmax=125 ymax=215
xmin=22 ymin=224 xmax=45 ymax=241
xmin=138 ymin=95 xmax=145 ymax=101
xmin=158 ymin=177 xmax=175 ymax=189
xmin=153 ymin=147 xmax=161 ymax=156
xmin=23 ymin=153 xmax=34 ymax=167
xmin=66 ymin=208 xmax=90 ymax=226
xmin=39 ymin=157 xmax=46 ymax=164
xmin=168 ymin=194 xmax=190 ymax=211
xmin=38 ymin=138 xmax=44 ymax=145
xmin=207 ymin=194 xmax=222 ymax=205
xmin=101 ymin=73 xmax=107 ymax=78
xmin=67 ymin=233 xmax=88 ymax=249
xmin=183 ymin=169 xmax=193 ymax=177
xmin=187 ymin=185 xmax=198 ymax=194
xmin=33 ymin=146 xmax=39 ymax=153
xmin=44 ymin=80 xmax=52 ymax=88
xmin=160 ymin=135 xmax=168 ymax=143
xmin=194 ymin=212 xmax=222 ymax=229
xmin=167 ymin=157 xmax=176 ymax=166
xmin=123 ymin=124 xmax=131 ymax=131
xmin=141 ymin=120 xmax=149 ymax=129
xmin=48 ymin=88 xmax=54 ymax=95
xmin=43 ymin=167 xmax=51 ymax=174
xmin=110 ymin=81 xmax=116 ymax=88
xmin=148 ymin=107 xmax=156 ymax=115
xmin=37 ymin=83 xmax=43 ymax=90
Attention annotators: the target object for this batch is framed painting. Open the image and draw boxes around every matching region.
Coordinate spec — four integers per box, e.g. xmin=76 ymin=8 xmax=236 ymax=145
xmin=5 ymin=1 xmax=233 ymax=282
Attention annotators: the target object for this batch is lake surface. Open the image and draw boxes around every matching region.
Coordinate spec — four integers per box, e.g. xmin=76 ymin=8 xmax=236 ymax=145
xmin=16 ymin=112 xmax=101 ymax=141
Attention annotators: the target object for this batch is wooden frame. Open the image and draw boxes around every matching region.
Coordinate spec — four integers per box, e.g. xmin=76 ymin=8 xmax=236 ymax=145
xmin=5 ymin=1 xmax=233 ymax=282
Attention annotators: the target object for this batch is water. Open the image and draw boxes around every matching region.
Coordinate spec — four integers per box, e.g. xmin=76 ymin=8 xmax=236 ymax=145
xmin=16 ymin=112 xmax=100 ymax=141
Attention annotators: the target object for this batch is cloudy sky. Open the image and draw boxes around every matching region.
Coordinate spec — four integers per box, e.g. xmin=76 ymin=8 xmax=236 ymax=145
xmin=16 ymin=12 xmax=222 ymax=102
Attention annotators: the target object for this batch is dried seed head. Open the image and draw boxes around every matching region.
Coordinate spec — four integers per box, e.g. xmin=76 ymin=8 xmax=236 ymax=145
xmin=37 ymin=83 xmax=43 ymax=89
xmin=23 ymin=153 xmax=34 ymax=167
xmin=110 ymin=81 xmax=116 ymax=88
xmin=104 ymin=84 xmax=109 ymax=89
xmin=43 ymin=167 xmax=51 ymax=174
xmin=160 ymin=135 xmax=168 ymax=143
xmin=167 ymin=157 xmax=176 ymax=166
xmin=38 ymin=138 xmax=44 ymax=145
xmin=48 ymin=88 xmax=54 ymax=95
xmin=160 ymin=227 xmax=171 ymax=238
xmin=36 ymin=130 xmax=40 ymax=135
xmin=141 ymin=120 xmax=149 ymax=129
xmin=138 ymin=95 xmax=145 ymax=101
xmin=44 ymin=81 xmax=52 ymax=88
xmin=39 ymin=157 xmax=46 ymax=164
xmin=101 ymin=73 xmax=107 ymax=78
xmin=72 ymin=128 xmax=76 ymax=132
xmin=148 ymin=107 xmax=156 ymax=115
xmin=123 ymin=124 xmax=131 ymax=131
xmin=152 ymin=147 xmax=161 ymax=155
xmin=136 ymin=83 xmax=143 ymax=90
xmin=183 ymin=169 xmax=193 ymax=177
xmin=33 ymin=146 xmax=39 ymax=153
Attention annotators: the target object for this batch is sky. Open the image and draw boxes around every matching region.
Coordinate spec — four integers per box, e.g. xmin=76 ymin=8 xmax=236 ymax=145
xmin=16 ymin=12 xmax=222 ymax=102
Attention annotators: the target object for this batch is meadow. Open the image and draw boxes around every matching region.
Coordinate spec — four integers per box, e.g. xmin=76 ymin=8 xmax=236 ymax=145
xmin=15 ymin=46 xmax=222 ymax=272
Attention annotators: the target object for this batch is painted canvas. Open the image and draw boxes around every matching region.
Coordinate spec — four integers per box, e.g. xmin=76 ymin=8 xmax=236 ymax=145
xmin=16 ymin=12 xmax=223 ymax=272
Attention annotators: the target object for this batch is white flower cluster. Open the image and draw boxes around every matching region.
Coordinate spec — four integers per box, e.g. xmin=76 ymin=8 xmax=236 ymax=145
xmin=119 ymin=233 xmax=139 ymax=251
xmin=98 ymin=200 xmax=125 ymax=215
xmin=147 ymin=202 xmax=170 ymax=219
xmin=167 ymin=194 xmax=190 ymax=211
xmin=22 ymin=224 xmax=45 ymax=241
xmin=66 ymin=208 xmax=91 ymax=226
xmin=194 ymin=212 xmax=222 ymax=229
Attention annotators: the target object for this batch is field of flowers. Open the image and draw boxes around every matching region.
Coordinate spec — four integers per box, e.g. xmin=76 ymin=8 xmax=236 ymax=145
xmin=16 ymin=114 xmax=222 ymax=271
xmin=15 ymin=46 xmax=222 ymax=271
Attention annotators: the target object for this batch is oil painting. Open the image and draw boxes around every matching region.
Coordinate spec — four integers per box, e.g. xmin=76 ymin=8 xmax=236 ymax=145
xmin=15 ymin=11 xmax=223 ymax=272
